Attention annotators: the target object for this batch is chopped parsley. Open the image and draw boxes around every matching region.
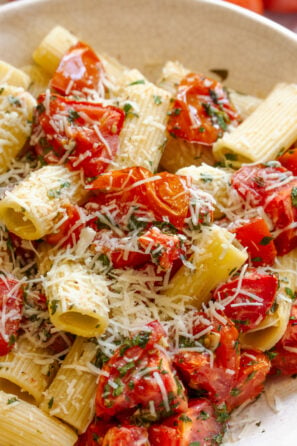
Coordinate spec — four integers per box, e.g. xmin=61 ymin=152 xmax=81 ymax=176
xmin=7 ymin=397 xmax=18 ymax=405
xmin=68 ymin=110 xmax=80 ymax=123
xmin=153 ymin=95 xmax=162 ymax=105
xmin=291 ymin=187 xmax=297 ymax=208
xmin=128 ymin=79 xmax=145 ymax=86
xmin=50 ymin=299 xmax=59 ymax=315
xmin=48 ymin=397 xmax=54 ymax=409
xmin=259 ymin=236 xmax=273 ymax=246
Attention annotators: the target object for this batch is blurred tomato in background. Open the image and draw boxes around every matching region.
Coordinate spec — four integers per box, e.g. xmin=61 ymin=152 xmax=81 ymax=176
xmin=224 ymin=0 xmax=264 ymax=13
xmin=264 ymin=0 xmax=297 ymax=12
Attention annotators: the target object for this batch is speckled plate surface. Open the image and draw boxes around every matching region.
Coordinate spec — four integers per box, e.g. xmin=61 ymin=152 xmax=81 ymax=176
xmin=0 ymin=0 xmax=297 ymax=444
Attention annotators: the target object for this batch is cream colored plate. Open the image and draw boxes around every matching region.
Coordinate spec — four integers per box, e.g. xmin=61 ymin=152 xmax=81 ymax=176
xmin=0 ymin=0 xmax=297 ymax=444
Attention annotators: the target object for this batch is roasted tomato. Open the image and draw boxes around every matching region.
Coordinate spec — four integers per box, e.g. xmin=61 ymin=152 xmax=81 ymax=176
xmin=213 ymin=268 xmax=278 ymax=332
xmin=138 ymin=226 xmax=186 ymax=270
xmin=50 ymin=41 xmax=105 ymax=96
xmin=233 ymin=219 xmax=277 ymax=266
xmin=167 ymin=72 xmax=241 ymax=145
xmin=149 ymin=398 xmax=225 ymax=446
xmin=45 ymin=204 xmax=86 ymax=247
xmin=102 ymin=426 xmax=149 ymax=446
xmin=231 ymin=163 xmax=297 ymax=255
xmin=174 ymin=313 xmax=240 ymax=403
xmin=264 ymin=0 xmax=297 ymax=12
xmin=224 ymin=0 xmax=264 ymax=13
xmin=278 ymin=147 xmax=297 ymax=176
xmin=0 ymin=275 xmax=24 ymax=356
xmin=88 ymin=167 xmax=192 ymax=230
xmin=270 ymin=305 xmax=297 ymax=376
xmin=231 ymin=163 xmax=291 ymax=207
xmin=33 ymin=93 xmax=124 ymax=178
xmin=227 ymin=349 xmax=271 ymax=411
xmin=264 ymin=178 xmax=297 ymax=255
xmin=75 ymin=418 xmax=115 ymax=446
xmin=95 ymin=321 xmax=187 ymax=420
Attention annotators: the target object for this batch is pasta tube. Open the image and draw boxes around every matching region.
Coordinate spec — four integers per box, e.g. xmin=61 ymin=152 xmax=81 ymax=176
xmin=33 ymin=26 xmax=78 ymax=75
xmin=0 ymin=390 xmax=77 ymax=446
xmin=0 ymin=337 xmax=55 ymax=404
xmin=177 ymin=164 xmax=232 ymax=219
xmin=0 ymin=61 xmax=30 ymax=89
xmin=228 ymin=89 xmax=262 ymax=120
xmin=240 ymin=251 xmax=297 ymax=351
xmin=114 ymin=71 xmax=171 ymax=172
xmin=22 ymin=64 xmax=51 ymax=98
xmin=0 ymin=165 xmax=85 ymax=240
xmin=0 ymin=85 xmax=36 ymax=172
xmin=165 ymin=225 xmax=248 ymax=307
xmin=40 ymin=337 xmax=98 ymax=433
xmin=44 ymin=258 xmax=109 ymax=337
xmin=33 ymin=26 xmax=126 ymax=88
xmin=213 ymin=83 xmax=297 ymax=166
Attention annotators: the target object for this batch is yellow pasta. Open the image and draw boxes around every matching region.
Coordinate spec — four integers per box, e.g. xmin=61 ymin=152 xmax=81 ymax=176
xmin=213 ymin=83 xmax=297 ymax=166
xmin=240 ymin=250 xmax=297 ymax=351
xmin=40 ymin=337 xmax=98 ymax=434
xmin=0 ymin=165 xmax=85 ymax=240
xmin=0 ymin=337 xmax=55 ymax=404
xmin=0 ymin=390 xmax=77 ymax=446
xmin=0 ymin=61 xmax=31 ymax=89
xmin=44 ymin=258 xmax=109 ymax=337
xmin=228 ymin=89 xmax=263 ymax=120
xmin=113 ymin=71 xmax=171 ymax=172
xmin=0 ymin=85 xmax=36 ymax=172
xmin=165 ymin=225 xmax=248 ymax=308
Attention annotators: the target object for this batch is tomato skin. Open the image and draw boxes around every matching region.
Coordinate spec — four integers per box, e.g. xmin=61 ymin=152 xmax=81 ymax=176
xmin=213 ymin=269 xmax=278 ymax=332
xmin=224 ymin=0 xmax=264 ymax=13
xmin=50 ymin=42 xmax=105 ymax=96
xmin=75 ymin=418 xmax=115 ymax=446
xmin=231 ymin=164 xmax=297 ymax=256
xmin=264 ymin=179 xmax=297 ymax=256
xmin=231 ymin=163 xmax=291 ymax=207
xmin=102 ymin=426 xmax=149 ymax=446
xmin=174 ymin=313 xmax=240 ymax=403
xmin=227 ymin=349 xmax=270 ymax=411
xmin=45 ymin=204 xmax=85 ymax=247
xmin=138 ymin=226 xmax=185 ymax=270
xmin=0 ymin=276 xmax=24 ymax=356
xmin=233 ymin=218 xmax=277 ymax=266
xmin=264 ymin=0 xmax=297 ymax=12
xmin=167 ymin=73 xmax=241 ymax=145
xmin=278 ymin=147 xmax=297 ymax=176
xmin=95 ymin=321 xmax=187 ymax=419
xmin=88 ymin=168 xmax=191 ymax=230
xmin=149 ymin=398 xmax=225 ymax=446
xmin=270 ymin=306 xmax=297 ymax=376
xmin=33 ymin=94 xmax=125 ymax=178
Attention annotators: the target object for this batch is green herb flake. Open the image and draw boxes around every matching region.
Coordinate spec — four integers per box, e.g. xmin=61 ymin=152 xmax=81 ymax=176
xmin=285 ymin=287 xmax=295 ymax=300
xmin=230 ymin=387 xmax=241 ymax=396
xmin=92 ymin=433 xmax=99 ymax=442
xmin=225 ymin=153 xmax=237 ymax=161
xmin=8 ymin=334 xmax=16 ymax=346
xmin=189 ymin=442 xmax=201 ymax=446
xmin=7 ymin=397 xmax=18 ymax=405
xmin=179 ymin=414 xmax=192 ymax=423
xmin=260 ymin=236 xmax=273 ymax=246
xmin=8 ymin=96 xmax=22 ymax=107
xmin=68 ymin=110 xmax=80 ymax=123
xmin=199 ymin=410 xmax=210 ymax=420
xmin=119 ymin=361 xmax=135 ymax=377
xmin=153 ymin=95 xmax=162 ymax=105
xmin=128 ymin=79 xmax=145 ymax=86
xmin=48 ymin=397 xmax=54 ymax=409
xmin=50 ymin=299 xmax=59 ymax=315
xmin=251 ymin=257 xmax=262 ymax=263
xmin=291 ymin=187 xmax=297 ymax=208
xmin=0 ymin=87 xmax=4 ymax=95
xmin=200 ymin=173 xmax=213 ymax=183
